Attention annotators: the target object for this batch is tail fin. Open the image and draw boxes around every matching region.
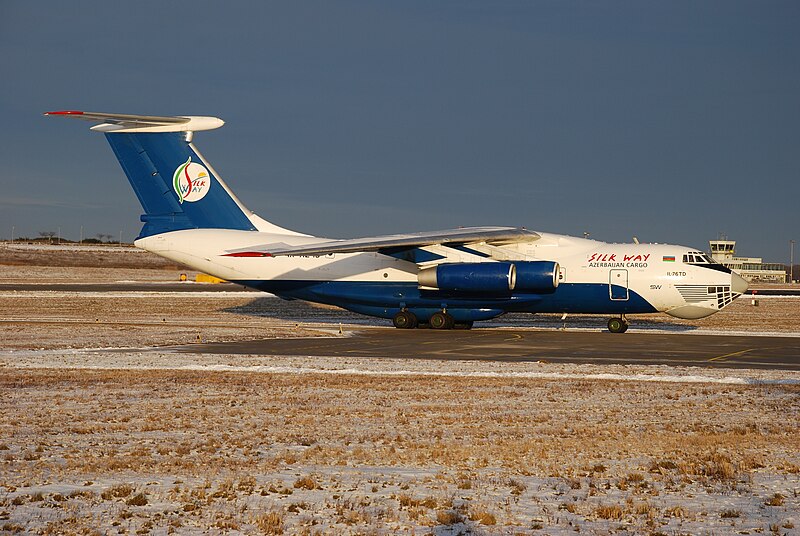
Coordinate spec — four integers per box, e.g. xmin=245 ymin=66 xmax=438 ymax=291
xmin=45 ymin=111 xmax=296 ymax=239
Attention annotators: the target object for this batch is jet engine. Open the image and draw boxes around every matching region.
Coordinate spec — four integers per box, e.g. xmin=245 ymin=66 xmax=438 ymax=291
xmin=418 ymin=261 xmax=559 ymax=292
xmin=418 ymin=262 xmax=515 ymax=292
xmin=513 ymin=261 xmax=560 ymax=290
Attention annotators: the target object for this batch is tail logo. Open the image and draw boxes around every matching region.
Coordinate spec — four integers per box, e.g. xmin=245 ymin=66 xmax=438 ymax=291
xmin=172 ymin=157 xmax=211 ymax=203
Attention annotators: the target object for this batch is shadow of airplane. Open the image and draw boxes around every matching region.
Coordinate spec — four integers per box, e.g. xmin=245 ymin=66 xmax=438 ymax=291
xmin=223 ymin=297 xmax=699 ymax=332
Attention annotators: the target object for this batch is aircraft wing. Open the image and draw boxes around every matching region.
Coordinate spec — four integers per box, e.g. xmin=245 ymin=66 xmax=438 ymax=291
xmin=224 ymin=226 xmax=540 ymax=257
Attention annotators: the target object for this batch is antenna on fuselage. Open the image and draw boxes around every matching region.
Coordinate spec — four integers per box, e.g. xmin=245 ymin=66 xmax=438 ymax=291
xmin=633 ymin=237 xmax=640 ymax=244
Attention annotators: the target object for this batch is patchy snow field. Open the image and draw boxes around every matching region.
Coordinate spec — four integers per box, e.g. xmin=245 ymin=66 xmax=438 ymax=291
xmin=0 ymin=247 xmax=798 ymax=534
xmin=0 ymin=363 xmax=798 ymax=535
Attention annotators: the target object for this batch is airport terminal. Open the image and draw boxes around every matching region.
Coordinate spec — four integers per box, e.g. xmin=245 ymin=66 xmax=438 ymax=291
xmin=709 ymin=238 xmax=789 ymax=283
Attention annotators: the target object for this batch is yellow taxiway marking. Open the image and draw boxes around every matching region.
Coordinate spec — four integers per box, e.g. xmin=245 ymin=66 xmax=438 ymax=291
xmin=708 ymin=348 xmax=754 ymax=362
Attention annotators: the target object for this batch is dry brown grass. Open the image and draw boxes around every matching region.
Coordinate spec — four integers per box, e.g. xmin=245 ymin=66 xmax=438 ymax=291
xmin=1 ymin=369 xmax=797 ymax=480
xmin=560 ymin=502 xmax=578 ymax=514
xmin=435 ymin=509 xmax=464 ymax=525
xmin=664 ymin=505 xmax=690 ymax=518
xmin=468 ymin=504 xmax=497 ymax=525
xmin=254 ymin=511 xmax=284 ymax=535
xmin=101 ymin=484 xmax=133 ymax=500
xmin=125 ymin=492 xmax=148 ymax=506
xmin=0 ymin=361 xmax=797 ymax=532
xmin=293 ymin=476 xmax=318 ymax=490
xmin=765 ymin=493 xmax=785 ymax=506
xmin=0 ymin=243 xmax=184 ymax=270
xmin=594 ymin=504 xmax=624 ymax=520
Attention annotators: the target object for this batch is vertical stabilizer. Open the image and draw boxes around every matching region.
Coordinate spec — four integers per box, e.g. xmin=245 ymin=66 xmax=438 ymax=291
xmin=105 ymin=131 xmax=256 ymax=237
xmin=45 ymin=111 xmax=307 ymax=239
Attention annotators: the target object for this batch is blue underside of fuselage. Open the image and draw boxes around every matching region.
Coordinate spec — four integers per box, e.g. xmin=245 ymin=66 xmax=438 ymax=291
xmin=230 ymin=280 xmax=657 ymax=322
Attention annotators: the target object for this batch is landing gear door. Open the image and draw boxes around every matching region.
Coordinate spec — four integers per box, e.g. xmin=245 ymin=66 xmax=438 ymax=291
xmin=609 ymin=269 xmax=629 ymax=301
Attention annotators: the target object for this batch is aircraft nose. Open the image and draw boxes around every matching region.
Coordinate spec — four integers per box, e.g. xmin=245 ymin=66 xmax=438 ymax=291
xmin=731 ymin=272 xmax=749 ymax=294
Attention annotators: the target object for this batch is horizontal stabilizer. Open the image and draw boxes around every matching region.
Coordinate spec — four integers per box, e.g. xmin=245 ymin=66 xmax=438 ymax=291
xmin=44 ymin=110 xmax=224 ymax=133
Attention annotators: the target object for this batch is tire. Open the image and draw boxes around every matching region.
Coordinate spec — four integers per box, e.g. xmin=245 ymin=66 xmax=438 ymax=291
xmin=607 ymin=318 xmax=626 ymax=333
xmin=393 ymin=311 xmax=417 ymax=329
xmin=430 ymin=312 xmax=451 ymax=330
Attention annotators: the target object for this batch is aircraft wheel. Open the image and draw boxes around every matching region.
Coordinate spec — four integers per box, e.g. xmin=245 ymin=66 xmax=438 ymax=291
xmin=393 ymin=311 xmax=418 ymax=329
xmin=430 ymin=312 xmax=454 ymax=330
xmin=607 ymin=318 xmax=628 ymax=333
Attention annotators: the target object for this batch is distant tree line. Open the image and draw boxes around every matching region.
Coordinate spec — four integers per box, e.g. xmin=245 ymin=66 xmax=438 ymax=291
xmin=6 ymin=231 xmax=127 ymax=245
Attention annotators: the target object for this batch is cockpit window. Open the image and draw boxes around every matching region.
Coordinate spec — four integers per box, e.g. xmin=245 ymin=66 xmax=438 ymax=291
xmin=683 ymin=252 xmax=715 ymax=264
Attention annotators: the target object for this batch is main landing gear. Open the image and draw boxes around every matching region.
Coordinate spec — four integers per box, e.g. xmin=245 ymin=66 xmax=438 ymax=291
xmin=392 ymin=310 xmax=473 ymax=330
xmin=607 ymin=316 xmax=629 ymax=334
xmin=429 ymin=311 xmax=455 ymax=330
xmin=392 ymin=310 xmax=418 ymax=329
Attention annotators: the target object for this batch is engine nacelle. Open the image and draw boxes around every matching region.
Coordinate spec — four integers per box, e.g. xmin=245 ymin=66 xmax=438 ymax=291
xmin=513 ymin=261 xmax=560 ymax=290
xmin=418 ymin=262 xmax=515 ymax=292
xmin=418 ymin=260 xmax=559 ymax=292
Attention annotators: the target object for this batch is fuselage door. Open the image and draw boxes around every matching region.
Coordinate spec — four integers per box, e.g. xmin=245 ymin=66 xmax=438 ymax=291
xmin=609 ymin=269 xmax=629 ymax=301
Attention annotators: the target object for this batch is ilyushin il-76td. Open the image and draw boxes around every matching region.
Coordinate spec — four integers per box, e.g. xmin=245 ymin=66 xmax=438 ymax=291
xmin=47 ymin=111 xmax=748 ymax=332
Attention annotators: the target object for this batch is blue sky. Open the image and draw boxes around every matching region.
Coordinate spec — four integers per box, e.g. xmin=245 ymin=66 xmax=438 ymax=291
xmin=1 ymin=1 xmax=798 ymax=261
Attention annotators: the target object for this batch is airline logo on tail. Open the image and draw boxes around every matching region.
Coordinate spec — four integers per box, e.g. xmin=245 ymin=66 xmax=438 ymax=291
xmin=172 ymin=157 xmax=211 ymax=203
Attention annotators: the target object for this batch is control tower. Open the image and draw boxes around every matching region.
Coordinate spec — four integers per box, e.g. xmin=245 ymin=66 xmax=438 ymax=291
xmin=708 ymin=239 xmax=786 ymax=283
xmin=709 ymin=239 xmax=736 ymax=263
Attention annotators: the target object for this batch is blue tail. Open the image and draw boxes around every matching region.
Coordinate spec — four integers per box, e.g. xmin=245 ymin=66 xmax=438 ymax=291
xmin=105 ymin=132 xmax=256 ymax=238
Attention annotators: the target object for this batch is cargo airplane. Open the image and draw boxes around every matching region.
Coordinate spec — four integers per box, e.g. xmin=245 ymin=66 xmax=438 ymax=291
xmin=47 ymin=111 xmax=748 ymax=332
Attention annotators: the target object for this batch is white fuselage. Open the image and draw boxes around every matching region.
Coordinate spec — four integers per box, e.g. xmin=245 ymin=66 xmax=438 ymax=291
xmin=136 ymin=228 xmax=746 ymax=320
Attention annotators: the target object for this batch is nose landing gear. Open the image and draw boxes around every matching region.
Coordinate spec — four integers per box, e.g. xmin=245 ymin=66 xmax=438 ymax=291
xmin=607 ymin=316 xmax=629 ymax=333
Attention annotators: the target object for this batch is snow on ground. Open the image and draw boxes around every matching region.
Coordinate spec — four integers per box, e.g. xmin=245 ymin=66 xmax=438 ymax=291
xmin=2 ymin=345 xmax=799 ymax=533
xmin=0 ymin=361 xmax=798 ymax=535
xmin=3 ymin=348 xmax=800 ymax=387
xmin=1 ymin=258 xmax=798 ymax=534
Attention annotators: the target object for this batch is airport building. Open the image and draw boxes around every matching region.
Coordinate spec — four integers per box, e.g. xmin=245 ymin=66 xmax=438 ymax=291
xmin=709 ymin=239 xmax=787 ymax=283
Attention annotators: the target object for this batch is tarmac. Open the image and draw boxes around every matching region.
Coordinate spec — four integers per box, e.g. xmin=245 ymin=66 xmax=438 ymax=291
xmin=3 ymin=281 xmax=798 ymax=370
xmin=177 ymin=329 xmax=800 ymax=371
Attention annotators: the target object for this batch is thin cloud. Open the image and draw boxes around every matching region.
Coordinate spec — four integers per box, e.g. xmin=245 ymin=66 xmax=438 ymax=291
xmin=0 ymin=197 xmax=108 ymax=210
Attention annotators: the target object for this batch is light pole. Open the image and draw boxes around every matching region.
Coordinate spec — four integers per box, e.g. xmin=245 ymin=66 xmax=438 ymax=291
xmin=791 ymin=240 xmax=795 ymax=284
xmin=10 ymin=226 xmax=14 ymax=244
